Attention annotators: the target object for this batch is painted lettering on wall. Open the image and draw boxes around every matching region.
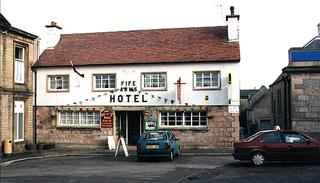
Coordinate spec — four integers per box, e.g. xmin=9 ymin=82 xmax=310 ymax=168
xmin=109 ymin=80 xmax=148 ymax=103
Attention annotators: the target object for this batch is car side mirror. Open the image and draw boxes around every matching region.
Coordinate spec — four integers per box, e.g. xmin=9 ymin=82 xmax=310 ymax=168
xmin=306 ymin=139 xmax=311 ymax=144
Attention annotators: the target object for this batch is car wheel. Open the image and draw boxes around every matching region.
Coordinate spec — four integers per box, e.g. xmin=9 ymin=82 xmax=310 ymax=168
xmin=168 ymin=151 xmax=174 ymax=161
xmin=251 ymin=152 xmax=265 ymax=166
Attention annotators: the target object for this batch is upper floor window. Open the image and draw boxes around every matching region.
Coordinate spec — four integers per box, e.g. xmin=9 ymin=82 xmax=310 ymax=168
xmin=193 ymin=71 xmax=220 ymax=90
xmin=14 ymin=46 xmax=25 ymax=84
xmin=48 ymin=75 xmax=69 ymax=92
xmin=142 ymin=72 xmax=166 ymax=90
xmin=93 ymin=74 xmax=116 ymax=91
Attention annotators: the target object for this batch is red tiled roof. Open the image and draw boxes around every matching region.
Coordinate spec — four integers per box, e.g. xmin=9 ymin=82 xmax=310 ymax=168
xmin=34 ymin=26 xmax=240 ymax=67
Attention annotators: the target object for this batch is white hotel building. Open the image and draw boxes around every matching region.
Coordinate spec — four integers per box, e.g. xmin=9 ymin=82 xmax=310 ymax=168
xmin=32 ymin=8 xmax=240 ymax=149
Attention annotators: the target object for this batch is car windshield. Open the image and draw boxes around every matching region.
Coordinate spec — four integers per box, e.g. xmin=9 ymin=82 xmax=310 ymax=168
xmin=245 ymin=131 xmax=263 ymax=142
xmin=144 ymin=132 xmax=166 ymax=140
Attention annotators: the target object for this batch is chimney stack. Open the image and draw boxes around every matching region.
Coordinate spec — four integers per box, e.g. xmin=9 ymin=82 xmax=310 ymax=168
xmin=45 ymin=21 xmax=62 ymax=49
xmin=226 ymin=6 xmax=240 ymax=42
xmin=318 ymin=23 xmax=320 ymax=35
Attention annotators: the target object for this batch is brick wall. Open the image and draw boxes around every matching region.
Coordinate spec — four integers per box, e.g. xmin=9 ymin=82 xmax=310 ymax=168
xmin=291 ymin=73 xmax=320 ymax=132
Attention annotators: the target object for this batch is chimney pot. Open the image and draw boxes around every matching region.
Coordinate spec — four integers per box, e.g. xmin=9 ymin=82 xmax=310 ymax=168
xmin=230 ymin=6 xmax=235 ymax=16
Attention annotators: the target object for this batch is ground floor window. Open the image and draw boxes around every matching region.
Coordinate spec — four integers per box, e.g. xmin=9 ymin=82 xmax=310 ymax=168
xmin=58 ymin=111 xmax=101 ymax=128
xmin=159 ymin=111 xmax=208 ymax=128
xmin=14 ymin=101 xmax=24 ymax=142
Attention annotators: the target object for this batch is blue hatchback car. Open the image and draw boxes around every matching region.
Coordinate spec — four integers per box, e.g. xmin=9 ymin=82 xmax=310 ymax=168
xmin=136 ymin=131 xmax=181 ymax=161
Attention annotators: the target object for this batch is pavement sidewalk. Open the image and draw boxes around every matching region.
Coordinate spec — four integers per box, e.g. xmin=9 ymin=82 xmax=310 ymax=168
xmin=0 ymin=147 xmax=232 ymax=167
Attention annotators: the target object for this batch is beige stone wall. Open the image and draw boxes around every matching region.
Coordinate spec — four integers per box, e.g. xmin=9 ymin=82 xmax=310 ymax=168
xmin=172 ymin=106 xmax=239 ymax=150
xmin=36 ymin=107 xmax=113 ymax=146
xmin=0 ymin=32 xmax=38 ymax=153
xmin=37 ymin=106 xmax=239 ymax=150
xmin=291 ymin=73 xmax=320 ymax=132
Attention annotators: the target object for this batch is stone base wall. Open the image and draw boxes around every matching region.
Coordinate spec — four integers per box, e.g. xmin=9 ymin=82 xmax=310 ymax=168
xmin=170 ymin=106 xmax=239 ymax=149
xmin=36 ymin=105 xmax=239 ymax=150
xmin=36 ymin=107 xmax=113 ymax=146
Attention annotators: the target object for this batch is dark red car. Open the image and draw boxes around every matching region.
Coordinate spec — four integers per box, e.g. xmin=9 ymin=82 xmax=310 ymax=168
xmin=233 ymin=130 xmax=320 ymax=166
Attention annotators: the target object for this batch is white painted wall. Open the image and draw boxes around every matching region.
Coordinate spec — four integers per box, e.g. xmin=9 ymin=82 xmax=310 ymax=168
xmin=36 ymin=62 xmax=240 ymax=106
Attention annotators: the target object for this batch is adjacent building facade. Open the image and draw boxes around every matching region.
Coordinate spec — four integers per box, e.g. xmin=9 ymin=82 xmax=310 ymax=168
xmin=33 ymin=9 xmax=241 ymax=150
xmin=270 ymin=26 xmax=320 ymax=133
xmin=247 ymin=86 xmax=272 ymax=133
xmin=0 ymin=13 xmax=38 ymax=154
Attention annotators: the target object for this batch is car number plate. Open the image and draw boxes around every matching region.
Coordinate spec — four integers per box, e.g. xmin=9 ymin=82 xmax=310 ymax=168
xmin=146 ymin=145 xmax=159 ymax=149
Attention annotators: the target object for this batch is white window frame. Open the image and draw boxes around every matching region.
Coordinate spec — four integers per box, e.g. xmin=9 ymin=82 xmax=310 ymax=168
xmin=141 ymin=72 xmax=167 ymax=90
xmin=47 ymin=75 xmax=69 ymax=92
xmin=159 ymin=111 xmax=208 ymax=128
xmin=58 ymin=111 xmax=101 ymax=128
xmin=193 ymin=71 xmax=221 ymax=90
xmin=93 ymin=74 xmax=116 ymax=91
xmin=14 ymin=46 xmax=25 ymax=84
xmin=14 ymin=101 xmax=24 ymax=142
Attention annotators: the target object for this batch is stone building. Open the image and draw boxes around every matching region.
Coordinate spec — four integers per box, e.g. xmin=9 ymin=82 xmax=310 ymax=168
xmin=239 ymin=89 xmax=258 ymax=136
xmin=270 ymin=25 xmax=320 ymax=133
xmin=0 ymin=13 xmax=39 ymax=154
xmin=247 ymin=86 xmax=272 ymax=133
xmin=32 ymin=8 xmax=241 ymax=150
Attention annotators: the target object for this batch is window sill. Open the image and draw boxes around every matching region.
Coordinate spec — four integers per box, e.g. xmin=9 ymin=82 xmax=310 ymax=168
xmin=47 ymin=89 xmax=69 ymax=93
xmin=193 ymin=87 xmax=221 ymax=91
xmin=141 ymin=88 xmax=167 ymax=91
xmin=56 ymin=126 xmax=101 ymax=130
xmin=93 ymin=88 xmax=116 ymax=92
xmin=159 ymin=126 xmax=208 ymax=131
xmin=14 ymin=139 xmax=24 ymax=143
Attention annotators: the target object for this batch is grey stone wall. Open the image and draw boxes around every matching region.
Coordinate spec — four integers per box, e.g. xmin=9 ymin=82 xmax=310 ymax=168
xmin=291 ymin=73 xmax=320 ymax=132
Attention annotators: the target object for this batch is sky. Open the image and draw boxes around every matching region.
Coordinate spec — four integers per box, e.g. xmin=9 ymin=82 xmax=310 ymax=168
xmin=1 ymin=0 xmax=320 ymax=89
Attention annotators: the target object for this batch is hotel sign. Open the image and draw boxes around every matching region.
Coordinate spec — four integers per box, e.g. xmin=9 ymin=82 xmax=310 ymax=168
xmin=109 ymin=80 xmax=148 ymax=103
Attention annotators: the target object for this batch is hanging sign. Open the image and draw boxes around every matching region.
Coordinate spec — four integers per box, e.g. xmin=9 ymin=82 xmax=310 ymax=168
xmin=101 ymin=110 xmax=113 ymax=128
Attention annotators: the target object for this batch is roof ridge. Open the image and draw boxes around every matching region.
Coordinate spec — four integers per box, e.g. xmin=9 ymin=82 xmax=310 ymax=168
xmin=61 ymin=26 xmax=227 ymax=37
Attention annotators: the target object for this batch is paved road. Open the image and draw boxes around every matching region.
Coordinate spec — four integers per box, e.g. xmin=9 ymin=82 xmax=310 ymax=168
xmin=1 ymin=155 xmax=320 ymax=183
xmin=0 ymin=155 xmax=232 ymax=183
xmin=181 ymin=161 xmax=320 ymax=183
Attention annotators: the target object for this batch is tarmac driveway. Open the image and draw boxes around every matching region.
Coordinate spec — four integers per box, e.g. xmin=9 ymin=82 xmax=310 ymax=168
xmin=0 ymin=155 xmax=233 ymax=183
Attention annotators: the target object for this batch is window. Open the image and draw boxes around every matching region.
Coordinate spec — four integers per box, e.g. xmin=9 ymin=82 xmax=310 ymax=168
xmin=14 ymin=101 xmax=24 ymax=142
xmin=193 ymin=71 xmax=220 ymax=89
xmin=262 ymin=132 xmax=282 ymax=144
xmin=48 ymin=75 xmax=69 ymax=91
xmin=283 ymin=133 xmax=307 ymax=144
xmin=142 ymin=72 xmax=166 ymax=90
xmin=58 ymin=111 xmax=100 ymax=128
xmin=93 ymin=74 xmax=116 ymax=90
xmin=14 ymin=46 xmax=25 ymax=83
xmin=160 ymin=111 xmax=208 ymax=128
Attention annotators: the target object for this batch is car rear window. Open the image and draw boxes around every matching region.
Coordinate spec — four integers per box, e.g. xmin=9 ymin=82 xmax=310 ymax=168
xmin=144 ymin=132 xmax=166 ymax=140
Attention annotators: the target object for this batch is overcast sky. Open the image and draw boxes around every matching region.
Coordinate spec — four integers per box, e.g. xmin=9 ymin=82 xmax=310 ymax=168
xmin=1 ymin=0 xmax=320 ymax=89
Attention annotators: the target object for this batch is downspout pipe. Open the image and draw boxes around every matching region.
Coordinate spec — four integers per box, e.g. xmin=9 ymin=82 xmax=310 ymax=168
xmin=32 ymin=39 xmax=40 ymax=145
